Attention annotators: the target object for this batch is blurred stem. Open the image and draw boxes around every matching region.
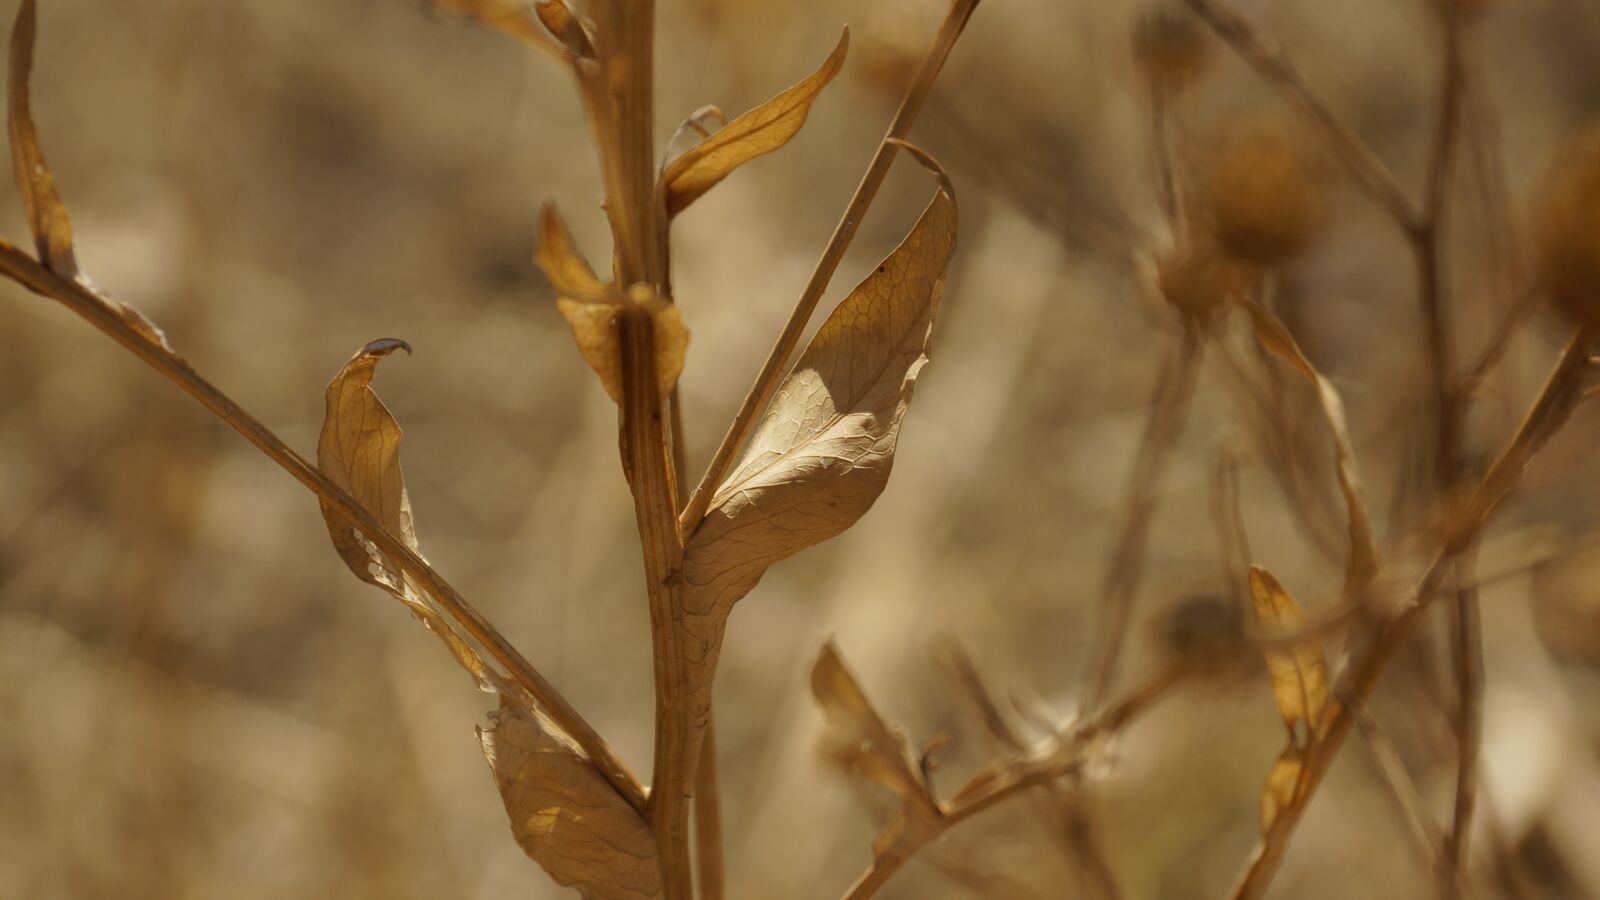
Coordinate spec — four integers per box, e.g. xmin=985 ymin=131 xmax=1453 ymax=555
xmin=1230 ymin=327 xmax=1595 ymax=900
xmin=679 ymin=0 xmax=981 ymax=535
xmin=1084 ymin=321 xmax=1204 ymax=711
xmin=0 ymin=241 xmax=648 ymax=811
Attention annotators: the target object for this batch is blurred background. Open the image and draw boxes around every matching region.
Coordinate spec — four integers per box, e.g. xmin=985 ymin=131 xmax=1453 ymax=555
xmin=3 ymin=0 xmax=1600 ymax=897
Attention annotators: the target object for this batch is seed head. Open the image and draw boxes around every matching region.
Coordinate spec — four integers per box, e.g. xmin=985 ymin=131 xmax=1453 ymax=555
xmin=1534 ymin=128 xmax=1600 ymax=328
xmin=1199 ymin=125 xmax=1322 ymax=264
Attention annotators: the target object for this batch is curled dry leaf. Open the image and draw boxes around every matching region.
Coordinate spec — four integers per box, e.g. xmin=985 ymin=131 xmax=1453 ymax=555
xmin=1259 ymin=745 xmax=1306 ymax=835
xmin=479 ymin=700 xmax=662 ymax=900
xmin=680 ymin=177 xmax=956 ymax=629
xmin=1242 ymin=300 xmax=1379 ymax=596
xmin=661 ymin=28 xmax=849 ymax=218
xmin=537 ymin=205 xmax=687 ymax=403
xmin=317 ymin=339 xmax=495 ymax=689
xmin=6 ymin=0 xmax=169 ymax=350
xmin=811 ymin=642 xmax=943 ymax=859
xmin=1247 ymin=566 xmax=1329 ymax=732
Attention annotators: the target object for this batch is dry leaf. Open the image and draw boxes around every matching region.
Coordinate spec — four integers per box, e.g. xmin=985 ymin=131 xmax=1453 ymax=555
xmin=317 ymin=338 xmax=496 ymax=689
xmin=5 ymin=0 xmax=171 ymax=351
xmin=431 ymin=0 xmax=562 ymax=55
xmin=7 ymin=0 xmax=71 ymax=276
xmin=1259 ymin=745 xmax=1305 ymax=835
xmin=1243 ymin=300 xmax=1379 ymax=595
xmin=680 ymin=181 xmax=956 ymax=626
xmin=537 ymin=205 xmax=688 ymax=403
xmin=811 ymin=641 xmax=929 ymax=803
xmin=534 ymin=0 xmax=594 ymax=58
xmin=480 ymin=700 xmax=663 ymax=900
xmin=661 ymin=28 xmax=849 ymax=218
xmin=1247 ymin=566 xmax=1329 ymax=732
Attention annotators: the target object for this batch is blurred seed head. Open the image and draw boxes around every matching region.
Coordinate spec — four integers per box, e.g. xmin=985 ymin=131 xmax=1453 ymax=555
xmin=1133 ymin=5 xmax=1209 ymax=94
xmin=1198 ymin=124 xmax=1323 ymax=265
xmin=1159 ymin=594 xmax=1249 ymax=677
xmin=1157 ymin=237 xmax=1257 ymax=316
xmin=1533 ymin=127 xmax=1600 ymax=329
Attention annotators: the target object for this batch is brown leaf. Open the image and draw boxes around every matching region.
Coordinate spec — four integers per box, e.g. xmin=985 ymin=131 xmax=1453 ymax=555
xmin=7 ymin=0 xmax=71 ymax=277
xmin=810 ymin=641 xmax=933 ymax=808
xmin=316 ymin=339 xmax=495 ymax=689
xmin=537 ymin=205 xmax=687 ymax=403
xmin=1247 ymin=566 xmax=1329 ymax=732
xmin=661 ymin=28 xmax=849 ymax=218
xmin=680 ymin=180 xmax=956 ymax=623
xmin=5 ymin=0 xmax=171 ymax=351
xmin=479 ymin=700 xmax=662 ymax=900
xmin=431 ymin=0 xmax=562 ymax=55
xmin=1243 ymin=300 xmax=1379 ymax=596
xmin=1259 ymin=744 xmax=1306 ymax=835
xmin=534 ymin=0 xmax=594 ymax=58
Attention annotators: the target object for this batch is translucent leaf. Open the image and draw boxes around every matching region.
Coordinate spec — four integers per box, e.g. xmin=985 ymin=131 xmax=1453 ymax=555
xmin=810 ymin=642 xmax=933 ymax=807
xmin=661 ymin=28 xmax=849 ymax=218
xmin=680 ymin=181 xmax=956 ymax=626
xmin=1259 ymin=745 xmax=1305 ymax=835
xmin=1247 ymin=566 xmax=1329 ymax=731
xmin=479 ymin=700 xmax=663 ymax=900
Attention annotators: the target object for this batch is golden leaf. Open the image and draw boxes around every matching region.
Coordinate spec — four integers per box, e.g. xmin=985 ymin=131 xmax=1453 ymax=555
xmin=479 ymin=700 xmax=663 ymax=900
xmin=316 ymin=339 xmax=495 ymax=689
xmin=661 ymin=28 xmax=849 ymax=218
xmin=1243 ymin=300 xmax=1379 ymax=595
xmin=680 ymin=181 xmax=956 ymax=627
xmin=6 ymin=0 xmax=169 ymax=350
xmin=1247 ymin=566 xmax=1329 ymax=732
xmin=1259 ymin=745 xmax=1306 ymax=835
xmin=810 ymin=641 xmax=932 ymax=807
xmin=537 ymin=205 xmax=687 ymax=404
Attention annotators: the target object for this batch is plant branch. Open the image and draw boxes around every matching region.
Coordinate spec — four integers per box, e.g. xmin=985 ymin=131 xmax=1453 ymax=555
xmin=679 ymin=0 xmax=981 ymax=535
xmin=0 ymin=240 xmax=648 ymax=812
xmin=1228 ymin=326 xmax=1595 ymax=900
xmin=694 ymin=712 xmax=725 ymax=900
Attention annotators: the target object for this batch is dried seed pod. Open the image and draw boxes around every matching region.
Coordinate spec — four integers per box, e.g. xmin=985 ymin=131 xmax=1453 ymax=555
xmin=1133 ymin=5 xmax=1208 ymax=93
xmin=1157 ymin=238 xmax=1256 ymax=316
xmin=1533 ymin=128 xmax=1600 ymax=328
xmin=1199 ymin=125 xmax=1322 ymax=264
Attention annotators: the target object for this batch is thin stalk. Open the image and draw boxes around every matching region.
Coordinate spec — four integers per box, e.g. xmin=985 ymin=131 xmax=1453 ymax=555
xmin=694 ymin=712 xmax=725 ymax=900
xmin=1085 ymin=322 xmax=1204 ymax=710
xmin=1229 ymin=327 xmax=1594 ymax=900
xmin=679 ymin=0 xmax=981 ymax=534
xmin=0 ymin=241 xmax=647 ymax=811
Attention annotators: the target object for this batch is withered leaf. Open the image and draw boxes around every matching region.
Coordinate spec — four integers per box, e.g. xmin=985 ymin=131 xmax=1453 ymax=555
xmin=680 ymin=180 xmax=956 ymax=622
xmin=7 ymin=0 xmax=70 ymax=275
xmin=317 ymin=339 xmax=495 ymax=689
xmin=537 ymin=205 xmax=687 ymax=403
xmin=5 ymin=0 xmax=170 ymax=350
xmin=479 ymin=700 xmax=662 ymax=900
xmin=431 ymin=0 xmax=562 ymax=56
xmin=1247 ymin=566 xmax=1329 ymax=732
xmin=1259 ymin=744 xmax=1306 ymax=835
xmin=534 ymin=0 xmax=594 ymax=58
xmin=661 ymin=28 xmax=849 ymax=218
xmin=811 ymin=642 xmax=936 ymax=810
xmin=1243 ymin=300 xmax=1379 ymax=595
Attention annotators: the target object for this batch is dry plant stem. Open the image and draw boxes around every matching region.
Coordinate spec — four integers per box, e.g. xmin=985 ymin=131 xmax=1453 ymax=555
xmin=1352 ymin=703 xmax=1445 ymax=872
xmin=1085 ymin=321 xmax=1204 ymax=710
xmin=692 ymin=711 xmax=724 ymax=900
xmin=947 ymin=646 xmax=1121 ymax=900
xmin=1229 ymin=327 xmax=1595 ymax=900
xmin=679 ymin=0 xmax=980 ymax=534
xmin=1181 ymin=0 xmax=1422 ymax=234
xmin=1148 ymin=81 xmax=1180 ymax=229
xmin=0 ymin=241 xmax=647 ymax=811
xmin=843 ymin=664 xmax=1183 ymax=900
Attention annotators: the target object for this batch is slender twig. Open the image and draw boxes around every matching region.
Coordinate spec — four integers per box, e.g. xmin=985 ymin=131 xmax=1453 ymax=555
xmin=1085 ymin=321 xmax=1204 ymax=710
xmin=1352 ymin=704 xmax=1446 ymax=871
xmin=1229 ymin=327 xmax=1595 ymax=900
xmin=0 ymin=241 xmax=647 ymax=811
xmin=679 ymin=0 xmax=981 ymax=535
xmin=694 ymin=712 xmax=725 ymax=900
xmin=1182 ymin=0 xmax=1422 ymax=235
xmin=840 ymin=663 xmax=1184 ymax=900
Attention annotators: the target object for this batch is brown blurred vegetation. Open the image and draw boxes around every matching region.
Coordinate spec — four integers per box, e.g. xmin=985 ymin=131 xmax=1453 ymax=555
xmin=4 ymin=0 xmax=1600 ymax=898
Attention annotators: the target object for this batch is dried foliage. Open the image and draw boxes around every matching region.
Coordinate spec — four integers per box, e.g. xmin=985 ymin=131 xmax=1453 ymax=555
xmin=7 ymin=0 xmax=1600 ymax=898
